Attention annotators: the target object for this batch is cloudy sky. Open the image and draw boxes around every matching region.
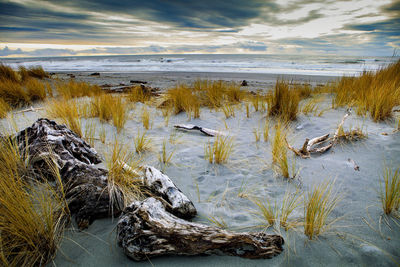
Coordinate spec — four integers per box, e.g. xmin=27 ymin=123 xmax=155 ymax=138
xmin=0 ymin=0 xmax=399 ymax=57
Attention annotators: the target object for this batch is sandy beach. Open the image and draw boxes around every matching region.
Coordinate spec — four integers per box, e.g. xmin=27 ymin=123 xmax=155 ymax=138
xmin=0 ymin=68 xmax=398 ymax=266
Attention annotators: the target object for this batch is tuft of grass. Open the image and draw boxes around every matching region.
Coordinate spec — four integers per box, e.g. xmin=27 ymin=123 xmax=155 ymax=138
xmin=251 ymin=197 xmax=278 ymax=227
xmin=46 ymin=99 xmax=82 ymax=137
xmin=222 ymin=102 xmax=235 ymax=118
xmin=336 ymin=124 xmax=368 ymax=142
xmin=134 ymin=130 xmax=151 ymax=154
xmin=272 ymin=122 xmax=289 ymax=178
xmin=280 ymin=189 xmax=303 ymax=230
xmin=141 ymin=106 xmax=151 ymax=130
xmin=245 ymin=102 xmax=250 ymax=118
xmin=0 ymin=80 xmax=30 ymax=107
xmin=332 ymin=60 xmax=400 ymax=121
xmin=379 ymin=164 xmax=400 ymax=215
xmin=294 ymin=83 xmax=312 ymax=99
xmin=84 ymin=121 xmax=96 ymax=147
xmin=56 ymin=80 xmax=101 ymax=99
xmin=99 ymin=125 xmax=106 ymax=144
xmin=111 ymin=96 xmax=128 ymax=132
xmin=25 ymin=78 xmax=47 ymax=101
xmin=165 ymin=85 xmax=200 ymax=118
xmin=263 ymin=120 xmax=270 ymax=142
xmin=304 ymin=179 xmax=341 ymax=240
xmin=0 ymin=64 xmax=19 ymax=83
xmin=25 ymin=66 xmax=49 ymax=79
xmin=268 ymin=80 xmax=300 ymax=122
xmin=0 ymin=137 xmax=69 ymax=266
xmin=250 ymin=93 xmax=261 ymax=112
xmin=0 ymin=98 xmax=11 ymax=118
xmin=207 ymin=214 xmax=228 ymax=229
xmin=253 ymin=128 xmax=261 ymax=142
xmin=204 ymin=135 xmax=233 ymax=164
xmin=128 ymin=85 xmax=152 ymax=103
xmin=106 ymin=139 xmax=145 ymax=207
xmin=158 ymin=139 xmax=175 ymax=166
xmin=301 ymin=96 xmax=323 ymax=116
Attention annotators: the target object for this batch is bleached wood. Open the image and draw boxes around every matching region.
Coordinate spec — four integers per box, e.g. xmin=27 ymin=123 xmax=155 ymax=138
xmin=174 ymin=124 xmax=225 ymax=137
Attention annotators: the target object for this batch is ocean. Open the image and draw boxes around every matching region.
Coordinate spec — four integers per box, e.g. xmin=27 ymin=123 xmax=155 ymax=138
xmin=1 ymin=54 xmax=398 ymax=77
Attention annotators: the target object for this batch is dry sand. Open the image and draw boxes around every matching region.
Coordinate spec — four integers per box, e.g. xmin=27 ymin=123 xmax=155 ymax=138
xmin=1 ymin=72 xmax=399 ymax=266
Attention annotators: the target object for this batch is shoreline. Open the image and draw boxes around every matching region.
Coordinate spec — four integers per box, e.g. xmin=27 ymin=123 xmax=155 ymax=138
xmin=54 ymin=71 xmax=340 ymax=91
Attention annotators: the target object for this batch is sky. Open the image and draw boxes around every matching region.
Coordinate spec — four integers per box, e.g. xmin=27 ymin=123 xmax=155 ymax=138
xmin=0 ymin=0 xmax=399 ymax=57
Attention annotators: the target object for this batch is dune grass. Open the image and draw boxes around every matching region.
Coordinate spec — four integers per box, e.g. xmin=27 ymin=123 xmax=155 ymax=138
xmin=56 ymin=80 xmax=102 ymax=99
xmin=0 ymin=64 xmax=19 ymax=83
xmin=205 ymin=135 xmax=233 ymax=164
xmin=165 ymin=85 xmax=200 ymax=118
xmin=302 ymin=96 xmax=323 ymax=116
xmin=128 ymin=85 xmax=152 ymax=103
xmin=111 ymin=96 xmax=128 ymax=132
xmin=141 ymin=106 xmax=151 ymax=130
xmin=263 ymin=120 xmax=270 ymax=142
xmin=272 ymin=122 xmax=289 ymax=178
xmin=25 ymin=78 xmax=47 ymax=102
xmin=134 ymin=130 xmax=151 ymax=154
xmin=222 ymin=102 xmax=235 ymax=118
xmin=336 ymin=124 xmax=368 ymax=142
xmin=158 ymin=139 xmax=175 ymax=166
xmin=251 ymin=197 xmax=278 ymax=227
xmin=268 ymin=80 xmax=300 ymax=122
xmin=379 ymin=164 xmax=400 ymax=215
xmin=106 ymin=139 xmax=145 ymax=206
xmin=46 ymin=99 xmax=82 ymax=137
xmin=0 ymin=97 xmax=11 ymax=118
xmin=280 ymin=189 xmax=303 ymax=230
xmin=0 ymin=137 xmax=69 ymax=266
xmin=0 ymin=80 xmax=30 ymax=107
xmin=245 ymin=102 xmax=250 ymax=118
xmin=20 ymin=66 xmax=49 ymax=80
xmin=304 ymin=179 xmax=341 ymax=240
xmin=253 ymin=128 xmax=261 ymax=142
xmin=332 ymin=60 xmax=400 ymax=122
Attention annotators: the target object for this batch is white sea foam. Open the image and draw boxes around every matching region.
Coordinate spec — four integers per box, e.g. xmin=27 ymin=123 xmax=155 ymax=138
xmin=1 ymin=54 xmax=397 ymax=77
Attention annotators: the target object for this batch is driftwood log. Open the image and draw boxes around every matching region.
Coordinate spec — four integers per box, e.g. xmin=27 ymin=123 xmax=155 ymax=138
xmin=15 ymin=118 xmax=124 ymax=228
xmin=174 ymin=124 xmax=225 ymax=137
xmin=117 ymin=197 xmax=284 ymax=261
xmin=13 ymin=119 xmax=196 ymax=228
xmin=286 ymin=110 xmax=351 ymax=158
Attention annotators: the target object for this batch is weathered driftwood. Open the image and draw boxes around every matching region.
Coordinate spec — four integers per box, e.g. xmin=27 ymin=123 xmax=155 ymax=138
xmin=143 ymin=166 xmax=196 ymax=219
xmin=286 ymin=110 xmax=351 ymax=158
xmin=174 ymin=124 xmax=225 ymax=137
xmin=14 ymin=106 xmax=44 ymax=114
xmin=347 ymin=158 xmax=360 ymax=171
xmin=15 ymin=118 xmax=124 ymax=229
xmin=13 ymin=119 xmax=197 ymax=228
xmin=117 ymin=197 xmax=284 ymax=261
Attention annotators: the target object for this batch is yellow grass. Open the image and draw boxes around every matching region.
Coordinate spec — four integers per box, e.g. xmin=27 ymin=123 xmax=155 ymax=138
xmin=128 ymin=85 xmax=151 ymax=103
xmin=245 ymin=102 xmax=250 ymax=118
xmin=222 ymin=102 xmax=235 ymax=118
xmin=165 ymin=85 xmax=200 ymax=118
xmin=272 ymin=122 xmax=289 ymax=178
xmin=141 ymin=106 xmax=151 ymax=130
xmin=336 ymin=124 xmax=367 ymax=142
xmin=25 ymin=78 xmax=47 ymax=101
xmin=111 ymin=96 xmax=128 ymax=132
xmin=46 ymin=99 xmax=82 ymax=137
xmin=0 ymin=137 xmax=69 ymax=266
xmin=251 ymin=197 xmax=277 ymax=227
xmin=0 ymin=64 xmax=19 ymax=83
xmin=0 ymin=80 xmax=30 ymax=107
xmin=263 ymin=120 xmax=270 ymax=142
xmin=301 ymin=96 xmax=323 ymax=116
xmin=158 ymin=139 xmax=175 ymax=166
xmin=84 ymin=121 xmax=96 ymax=147
xmin=56 ymin=80 xmax=102 ymax=99
xmin=379 ymin=164 xmax=400 ymax=215
xmin=280 ymin=188 xmax=303 ymax=230
xmin=0 ymin=98 xmax=11 ymax=118
xmin=204 ymin=135 xmax=233 ymax=164
xmin=193 ymin=79 xmax=225 ymax=108
xmin=304 ymin=179 xmax=341 ymax=240
xmin=253 ymin=128 xmax=261 ymax=142
xmin=106 ymin=139 xmax=145 ymax=207
xmin=250 ymin=93 xmax=261 ymax=112
xmin=332 ymin=60 xmax=400 ymax=121
xmin=268 ymin=80 xmax=300 ymax=121
xmin=207 ymin=214 xmax=228 ymax=229
xmin=134 ymin=130 xmax=151 ymax=154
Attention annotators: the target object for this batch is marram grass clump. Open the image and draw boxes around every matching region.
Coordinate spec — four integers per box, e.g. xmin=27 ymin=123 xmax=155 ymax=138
xmin=380 ymin=164 xmax=400 ymax=215
xmin=205 ymin=135 xmax=233 ymax=164
xmin=268 ymin=80 xmax=300 ymax=121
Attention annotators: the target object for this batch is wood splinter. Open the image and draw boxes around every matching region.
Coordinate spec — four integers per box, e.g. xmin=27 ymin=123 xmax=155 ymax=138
xmin=174 ymin=124 xmax=225 ymax=137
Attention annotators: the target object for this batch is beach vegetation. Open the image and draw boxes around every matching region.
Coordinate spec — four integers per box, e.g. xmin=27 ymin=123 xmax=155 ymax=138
xmin=106 ymin=139 xmax=145 ymax=207
xmin=23 ymin=66 xmax=49 ymax=80
xmin=304 ymin=179 xmax=341 ymax=240
xmin=25 ymin=78 xmax=47 ymax=101
xmin=141 ymin=106 xmax=151 ymax=130
xmin=45 ymin=99 xmax=82 ymax=137
xmin=280 ymin=188 xmax=303 ymax=230
xmin=272 ymin=122 xmax=289 ymax=178
xmin=165 ymin=85 xmax=200 ymax=118
xmin=263 ymin=120 xmax=270 ymax=142
xmin=0 ymin=137 xmax=69 ymax=266
xmin=253 ymin=128 xmax=261 ymax=142
xmin=158 ymin=139 xmax=175 ymax=166
xmin=379 ymin=164 xmax=400 ymax=215
xmin=251 ymin=197 xmax=278 ymax=227
xmin=332 ymin=60 xmax=400 ymax=121
xmin=0 ymin=80 xmax=30 ymax=107
xmin=84 ymin=121 xmax=96 ymax=147
xmin=56 ymin=80 xmax=102 ymax=99
xmin=245 ymin=102 xmax=250 ymax=118
xmin=0 ymin=97 xmax=11 ymax=118
xmin=301 ymin=96 xmax=323 ymax=116
xmin=128 ymin=85 xmax=152 ymax=103
xmin=268 ymin=80 xmax=300 ymax=121
xmin=222 ymin=102 xmax=235 ymax=118
xmin=207 ymin=214 xmax=228 ymax=229
xmin=0 ymin=64 xmax=19 ymax=83
xmin=204 ymin=135 xmax=233 ymax=164
xmin=111 ymin=96 xmax=128 ymax=132
xmin=134 ymin=130 xmax=151 ymax=154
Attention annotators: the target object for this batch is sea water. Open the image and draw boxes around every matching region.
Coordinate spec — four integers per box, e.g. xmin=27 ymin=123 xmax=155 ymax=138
xmin=1 ymin=54 xmax=398 ymax=76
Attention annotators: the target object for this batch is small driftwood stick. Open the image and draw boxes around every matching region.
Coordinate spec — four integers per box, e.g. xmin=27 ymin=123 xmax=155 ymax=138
xmin=347 ymin=158 xmax=360 ymax=171
xmin=117 ymin=198 xmax=284 ymax=261
xmin=14 ymin=106 xmax=44 ymax=114
xmin=174 ymin=124 xmax=225 ymax=137
xmin=287 ymin=110 xmax=351 ymax=158
xmin=143 ymin=166 xmax=197 ymax=219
